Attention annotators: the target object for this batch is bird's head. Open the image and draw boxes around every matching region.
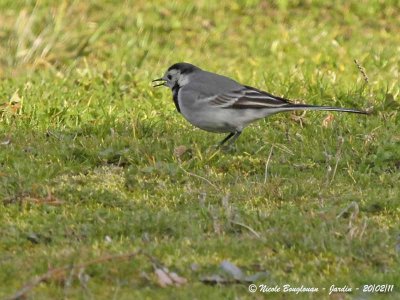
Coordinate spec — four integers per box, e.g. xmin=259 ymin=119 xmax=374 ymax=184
xmin=152 ymin=62 xmax=200 ymax=89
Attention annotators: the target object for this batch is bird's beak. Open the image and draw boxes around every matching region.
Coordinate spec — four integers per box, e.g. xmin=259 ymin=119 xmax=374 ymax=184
xmin=152 ymin=78 xmax=166 ymax=87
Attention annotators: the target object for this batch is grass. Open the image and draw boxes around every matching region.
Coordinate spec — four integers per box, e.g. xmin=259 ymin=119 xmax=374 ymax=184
xmin=0 ymin=0 xmax=399 ymax=299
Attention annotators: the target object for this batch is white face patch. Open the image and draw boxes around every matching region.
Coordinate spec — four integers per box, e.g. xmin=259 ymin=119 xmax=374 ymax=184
xmin=164 ymin=69 xmax=190 ymax=89
xmin=177 ymin=74 xmax=189 ymax=86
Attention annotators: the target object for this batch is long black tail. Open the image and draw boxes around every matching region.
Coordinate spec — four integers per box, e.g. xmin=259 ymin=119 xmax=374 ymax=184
xmin=280 ymin=104 xmax=369 ymax=115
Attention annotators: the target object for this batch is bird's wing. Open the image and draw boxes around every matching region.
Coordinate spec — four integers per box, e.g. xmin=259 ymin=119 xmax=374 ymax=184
xmin=207 ymin=85 xmax=292 ymax=109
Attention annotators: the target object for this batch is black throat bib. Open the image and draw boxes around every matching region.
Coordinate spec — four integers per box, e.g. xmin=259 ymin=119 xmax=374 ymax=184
xmin=172 ymin=83 xmax=181 ymax=113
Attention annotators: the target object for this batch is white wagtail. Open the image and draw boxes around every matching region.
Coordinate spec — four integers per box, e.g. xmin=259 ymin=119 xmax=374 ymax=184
xmin=153 ymin=62 xmax=368 ymax=146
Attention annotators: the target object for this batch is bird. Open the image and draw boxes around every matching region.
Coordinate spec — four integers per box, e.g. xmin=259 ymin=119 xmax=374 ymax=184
xmin=153 ymin=62 xmax=368 ymax=146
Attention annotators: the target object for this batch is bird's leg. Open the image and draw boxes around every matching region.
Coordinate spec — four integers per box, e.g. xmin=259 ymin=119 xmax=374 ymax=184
xmin=226 ymin=131 xmax=242 ymax=146
xmin=218 ymin=132 xmax=235 ymax=147
xmin=218 ymin=131 xmax=242 ymax=149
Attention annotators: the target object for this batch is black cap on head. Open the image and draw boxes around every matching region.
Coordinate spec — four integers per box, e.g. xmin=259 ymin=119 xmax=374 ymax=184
xmin=167 ymin=62 xmax=200 ymax=74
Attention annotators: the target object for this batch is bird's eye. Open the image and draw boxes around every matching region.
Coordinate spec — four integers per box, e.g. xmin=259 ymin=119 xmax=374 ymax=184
xmin=167 ymin=75 xmax=172 ymax=80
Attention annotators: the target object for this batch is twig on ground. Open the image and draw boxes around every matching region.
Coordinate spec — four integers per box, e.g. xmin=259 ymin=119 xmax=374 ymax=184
xmin=6 ymin=249 xmax=142 ymax=300
xmin=230 ymin=220 xmax=261 ymax=239
xmin=179 ymin=165 xmax=220 ymax=192
xmin=336 ymin=201 xmax=359 ymax=220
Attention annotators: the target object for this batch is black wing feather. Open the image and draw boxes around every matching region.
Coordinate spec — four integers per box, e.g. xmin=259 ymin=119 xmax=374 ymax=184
xmin=209 ymin=85 xmax=292 ymax=109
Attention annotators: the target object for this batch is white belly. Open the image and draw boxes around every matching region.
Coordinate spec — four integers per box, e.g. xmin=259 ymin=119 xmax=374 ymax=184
xmin=180 ymin=105 xmax=273 ymax=133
